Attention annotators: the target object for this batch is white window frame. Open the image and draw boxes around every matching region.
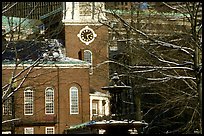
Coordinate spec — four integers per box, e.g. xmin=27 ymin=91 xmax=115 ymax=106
xmin=70 ymin=86 xmax=79 ymax=114
xmin=24 ymin=88 xmax=33 ymax=115
xmin=24 ymin=127 xmax=34 ymax=134
xmin=92 ymin=102 xmax=98 ymax=115
xmin=2 ymin=90 xmax=12 ymax=115
xmin=45 ymin=87 xmax=54 ymax=114
xmin=84 ymin=50 xmax=92 ymax=65
xmin=45 ymin=127 xmax=55 ymax=134
xmin=84 ymin=50 xmax=93 ymax=74
xmin=2 ymin=131 xmax=11 ymax=134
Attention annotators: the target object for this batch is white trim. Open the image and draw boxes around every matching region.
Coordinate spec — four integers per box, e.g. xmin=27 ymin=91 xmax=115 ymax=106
xmin=24 ymin=127 xmax=34 ymax=134
xmin=2 ymin=90 xmax=12 ymax=115
xmin=84 ymin=50 xmax=93 ymax=65
xmin=2 ymin=131 xmax=11 ymax=134
xmin=63 ymin=22 xmax=103 ymax=26
xmin=62 ymin=2 xmax=106 ymax=25
xmin=84 ymin=50 xmax=93 ymax=74
xmin=92 ymin=101 xmax=98 ymax=115
xmin=45 ymin=127 xmax=55 ymax=134
xmin=89 ymin=91 xmax=110 ymax=120
xmin=24 ymin=88 xmax=34 ymax=116
xmin=45 ymin=87 xmax=54 ymax=115
xmin=77 ymin=26 xmax=97 ymax=45
xmin=69 ymin=86 xmax=79 ymax=114
xmin=2 ymin=63 xmax=90 ymax=69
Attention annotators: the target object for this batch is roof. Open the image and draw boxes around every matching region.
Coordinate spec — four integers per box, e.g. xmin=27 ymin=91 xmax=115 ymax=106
xmin=105 ymin=9 xmax=190 ymax=18
xmin=68 ymin=121 xmax=96 ymax=130
xmin=2 ymin=39 xmax=89 ymax=68
xmin=2 ymin=16 xmax=43 ymax=34
xmin=64 ymin=120 xmax=148 ymax=134
xmin=40 ymin=7 xmax=63 ymax=20
xmin=2 ymin=57 xmax=90 ymax=68
xmin=90 ymin=91 xmax=110 ymax=98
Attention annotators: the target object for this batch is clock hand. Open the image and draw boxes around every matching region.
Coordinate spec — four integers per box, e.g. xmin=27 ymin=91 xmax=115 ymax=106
xmin=87 ymin=33 xmax=92 ymax=39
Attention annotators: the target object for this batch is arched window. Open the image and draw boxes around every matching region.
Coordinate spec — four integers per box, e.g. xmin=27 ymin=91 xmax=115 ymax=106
xmin=2 ymin=90 xmax=12 ymax=115
xmin=84 ymin=50 xmax=92 ymax=65
xmin=70 ymin=86 xmax=79 ymax=114
xmin=45 ymin=87 xmax=54 ymax=114
xmin=24 ymin=88 xmax=33 ymax=115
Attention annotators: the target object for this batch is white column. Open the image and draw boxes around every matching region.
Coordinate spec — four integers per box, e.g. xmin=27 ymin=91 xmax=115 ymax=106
xmin=105 ymin=99 xmax=110 ymax=116
xmin=98 ymin=99 xmax=103 ymax=116
xmin=90 ymin=97 xmax=93 ymax=120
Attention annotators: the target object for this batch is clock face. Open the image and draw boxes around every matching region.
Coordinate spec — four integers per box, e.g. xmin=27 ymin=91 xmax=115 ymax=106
xmin=77 ymin=26 xmax=97 ymax=45
xmin=81 ymin=29 xmax=94 ymax=42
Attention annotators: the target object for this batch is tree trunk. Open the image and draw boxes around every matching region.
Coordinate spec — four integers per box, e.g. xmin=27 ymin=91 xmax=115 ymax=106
xmin=195 ymin=45 xmax=202 ymax=134
xmin=135 ymin=94 xmax=142 ymax=121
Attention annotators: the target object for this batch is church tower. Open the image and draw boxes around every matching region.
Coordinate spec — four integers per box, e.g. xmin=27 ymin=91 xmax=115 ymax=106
xmin=62 ymin=2 xmax=109 ymax=94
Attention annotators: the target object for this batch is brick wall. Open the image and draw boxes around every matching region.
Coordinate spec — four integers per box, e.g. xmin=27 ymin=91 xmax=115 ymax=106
xmin=2 ymin=65 xmax=90 ymax=134
xmin=65 ymin=25 xmax=109 ymax=93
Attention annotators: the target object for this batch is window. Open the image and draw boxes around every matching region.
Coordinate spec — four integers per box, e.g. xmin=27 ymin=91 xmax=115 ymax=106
xmin=92 ymin=101 xmax=98 ymax=115
xmin=2 ymin=99 xmax=12 ymax=115
xmin=2 ymin=131 xmax=11 ymax=134
xmin=79 ymin=2 xmax=92 ymax=16
xmin=24 ymin=127 xmax=34 ymax=134
xmin=84 ymin=50 xmax=93 ymax=74
xmin=45 ymin=87 xmax=54 ymax=114
xmin=102 ymin=100 xmax=106 ymax=115
xmin=24 ymin=88 xmax=33 ymax=115
xmin=84 ymin=50 xmax=92 ymax=65
xmin=70 ymin=87 xmax=79 ymax=114
xmin=2 ymin=91 xmax=12 ymax=115
xmin=45 ymin=127 xmax=55 ymax=134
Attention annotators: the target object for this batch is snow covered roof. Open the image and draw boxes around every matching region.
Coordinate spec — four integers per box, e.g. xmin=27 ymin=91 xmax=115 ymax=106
xmin=64 ymin=119 xmax=148 ymax=134
xmin=90 ymin=91 xmax=110 ymax=98
xmin=2 ymin=39 xmax=90 ymax=68
xmin=2 ymin=16 xmax=43 ymax=34
xmin=2 ymin=57 xmax=90 ymax=69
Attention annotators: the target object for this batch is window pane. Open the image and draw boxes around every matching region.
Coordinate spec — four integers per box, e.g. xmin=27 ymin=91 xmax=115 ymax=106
xmin=84 ymin=50 xmax=92 ymax=64
xmin=70 ymin=87 xmax=79 ymax=114
xmin=24 ymin=89 xmax=33 ymax=115
xmin=2 ymin=90 xmax=12 ymax=115
xmin=46 ymin=127 xmax=55 ymax=134
xmin=45 ymin=88 xmax=54 ymax=114
xmin=92 ymin=101 xmax=98 ymax=115
xmin=24 ymin=127 xmax=34 ymax=134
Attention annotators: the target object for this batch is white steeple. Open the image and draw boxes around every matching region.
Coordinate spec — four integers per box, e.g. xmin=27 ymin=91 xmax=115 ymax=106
xmin=62 ymin=2 xmax=106 ymax=25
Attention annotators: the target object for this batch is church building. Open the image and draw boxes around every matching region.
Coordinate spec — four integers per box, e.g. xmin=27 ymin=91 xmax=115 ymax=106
xmin=2 ymin=2 xmax=110 ymax=134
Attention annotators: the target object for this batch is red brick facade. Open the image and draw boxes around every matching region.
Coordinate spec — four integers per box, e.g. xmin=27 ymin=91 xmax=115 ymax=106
xmin=65 ymin=25 xmax=109 ymax=93
xmin=2 ymin=64 xmax=90 ymax=134
xmin=2 ymin=2 xmax=110 ymax=134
